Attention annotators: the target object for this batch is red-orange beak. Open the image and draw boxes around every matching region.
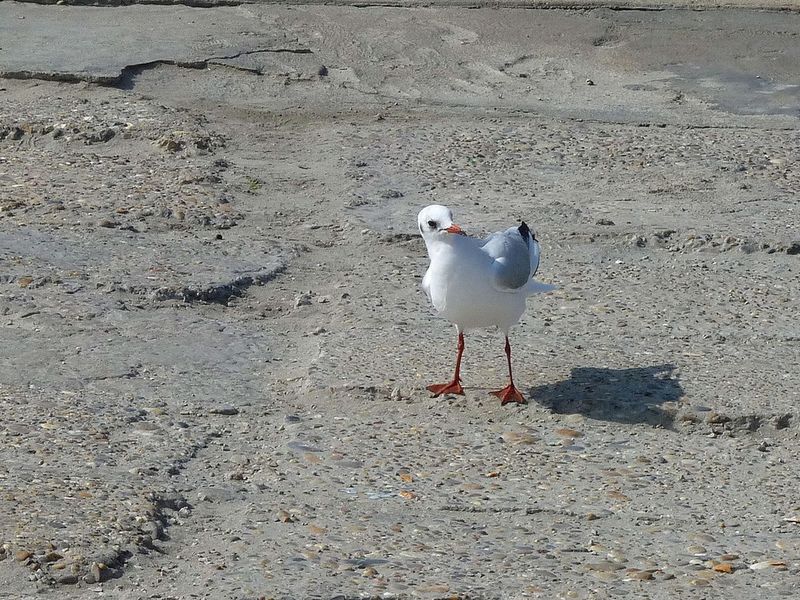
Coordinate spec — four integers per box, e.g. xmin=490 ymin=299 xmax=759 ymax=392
xmin=446 ymin=224 xmax=465 ymax=235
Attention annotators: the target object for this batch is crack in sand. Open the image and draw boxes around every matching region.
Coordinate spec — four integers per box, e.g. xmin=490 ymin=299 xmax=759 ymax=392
xmin=113 ymin=265 xmax=288 ymax=305
xmin=1 ymin=47 xmax=313 ymax=86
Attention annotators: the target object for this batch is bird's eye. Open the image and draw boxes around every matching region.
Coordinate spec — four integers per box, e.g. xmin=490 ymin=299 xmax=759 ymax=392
xmin=427 ymin=220 xmax=437 ymax=229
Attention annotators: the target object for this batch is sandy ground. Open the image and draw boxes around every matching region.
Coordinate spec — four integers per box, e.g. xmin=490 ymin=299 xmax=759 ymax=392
xmin=1 ymin=1 xmax=799 ymax=599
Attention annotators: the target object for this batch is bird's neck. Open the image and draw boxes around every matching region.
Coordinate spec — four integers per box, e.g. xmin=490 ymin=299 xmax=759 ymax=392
xmin=425 ymin=236 xmax=466 ymax=262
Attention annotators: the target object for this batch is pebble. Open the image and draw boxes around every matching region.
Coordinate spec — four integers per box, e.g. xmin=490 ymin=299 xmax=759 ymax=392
xmin=713 ymin=562 xmax=734 ymax=574
xmin=294 ymin=293 xmax=312 ymax=307
xmin=276 ymin=510 xmax=295 ymax=523
xmin=720 ymin=553 xmax=739 ymax=561
xmin=210 ymin=405 xmax=239 ymax=416
xmin=415 ymin=584 xmax=449 ymax=593
xmin=501 ymin=431 xmax=538 ymax=445
xmin=606 ymin=550 xmax=626 ymax=562
xmin=530 ymin=569 xmax=557 ymax=579
xmin=586 ymin=561 xmax=625 ymax=572
xmin=750 ymin=560 xmax=787 ymax=570
xmin=625 ymin=569 xmax=655 ymax=581
xmin=91 ymin=561 xmax=103 ymax=582
xmin=554 ymin=428 xmax=583 ymax=438
xmin=706 ymin=412 xmax=730 ymax=424
xmin=775 ymin=540 xmax=800 ymax=552
xmin=782 ymin=515 xmax=800 ymax=524
xmin=287 ymin=441 xmax=323 ymax=452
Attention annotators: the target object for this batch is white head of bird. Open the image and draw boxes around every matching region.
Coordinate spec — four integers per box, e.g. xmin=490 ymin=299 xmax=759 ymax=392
xmin=417 ymin=204 xmax=464 ymax=244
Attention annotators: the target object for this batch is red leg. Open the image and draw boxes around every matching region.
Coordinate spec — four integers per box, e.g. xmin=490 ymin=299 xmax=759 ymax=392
xmin=490 ymin=336 xmax=527 ymax=405
xmin=427 ymin=331 xmax=465 ymax=397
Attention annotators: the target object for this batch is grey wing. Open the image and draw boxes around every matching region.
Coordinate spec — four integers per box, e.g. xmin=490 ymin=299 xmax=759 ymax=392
xmin=481 ymin=224 xmax=540 ymax=291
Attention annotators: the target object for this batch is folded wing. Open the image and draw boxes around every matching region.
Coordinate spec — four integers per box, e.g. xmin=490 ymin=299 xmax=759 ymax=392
xmin=481 ymin=222 xmax=541 ymax=292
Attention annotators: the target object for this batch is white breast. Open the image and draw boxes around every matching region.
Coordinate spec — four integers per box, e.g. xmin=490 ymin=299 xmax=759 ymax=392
xmin=423 ymin=236 xmax=527 ymax=332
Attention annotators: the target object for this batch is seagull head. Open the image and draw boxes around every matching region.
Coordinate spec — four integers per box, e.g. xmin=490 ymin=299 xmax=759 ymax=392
xmin=417 ymin=205 xmax=465 ymax=241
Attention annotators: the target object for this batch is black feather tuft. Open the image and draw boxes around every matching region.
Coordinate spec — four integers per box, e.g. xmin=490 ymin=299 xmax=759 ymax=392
xmin=518 ymin=221 xmax=534 ymax=246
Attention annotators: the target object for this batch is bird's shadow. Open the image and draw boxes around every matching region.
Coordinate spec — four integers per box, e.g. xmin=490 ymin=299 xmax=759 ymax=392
xmin=528 ymin=363 xmax=683 ymax=428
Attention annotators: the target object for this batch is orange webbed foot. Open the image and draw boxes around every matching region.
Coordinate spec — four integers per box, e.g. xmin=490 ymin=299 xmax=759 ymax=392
xmin=427 ymin=381 xmax=465 ymax=397
xmin=490 ymin=384 xmax=527 ymax=405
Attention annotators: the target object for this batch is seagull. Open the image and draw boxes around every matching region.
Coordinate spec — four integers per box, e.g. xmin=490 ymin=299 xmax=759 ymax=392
xmin=418 ymin=204 xmax=556 ymax=405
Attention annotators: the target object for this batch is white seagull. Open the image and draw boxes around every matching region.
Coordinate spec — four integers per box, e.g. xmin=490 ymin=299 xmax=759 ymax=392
xmin=418 ymin=204 xmax=556 ymax=405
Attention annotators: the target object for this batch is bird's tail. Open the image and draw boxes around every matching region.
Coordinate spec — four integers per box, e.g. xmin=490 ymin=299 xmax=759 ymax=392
xmin=525 ymin=280 xmax=557 ymax=295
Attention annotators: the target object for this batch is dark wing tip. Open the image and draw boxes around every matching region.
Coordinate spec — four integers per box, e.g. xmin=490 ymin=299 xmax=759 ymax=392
xmin=518 ymin=221 xmax=534 ymax=246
